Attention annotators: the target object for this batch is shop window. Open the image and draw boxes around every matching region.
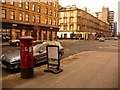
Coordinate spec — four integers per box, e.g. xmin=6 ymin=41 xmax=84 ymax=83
xmin=16 ymin=29 xmax=21 ymax=39
xmin=64 ymin=34 xmax=67 ymax=38
xmin=70 ymin=33 xmax=74 ymax=38
xmin=54 ymin=31 xmax=57 ymax=39
xmin=32 ymin=3 xmax=35 ymax=11
xmin=19 ymin=0 xmax=22 ymax=8
xmin=2 ymin=9 xmax=6 ymax=19
xmin=43 ymin=31 xmax=47 ymax=40
xmin=25 ymin=2 xmax=29 ymax=9
xmin=49 ymin=31 xmax=52 ymax=40
xmin=61 ymin=34 xmax=63 ymax=38
xmin=31 ymin=30 xmax=37 ymax=40
xmin=26 ymin=14 xmax=29 ymax=22
xmin=10 ymin=11 xmax=14 ymax=20
xmin=2 ymin=29 xmax=11 ymax=41
xmin=19 ymin=13 xmax=23 ymax=21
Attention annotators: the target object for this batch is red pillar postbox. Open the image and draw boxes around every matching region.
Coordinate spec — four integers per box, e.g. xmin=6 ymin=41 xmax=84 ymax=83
xmin=19 ymin=36 xmax=34 ymax=79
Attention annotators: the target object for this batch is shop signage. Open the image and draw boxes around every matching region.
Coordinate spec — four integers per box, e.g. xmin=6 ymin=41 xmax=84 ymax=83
xmin=47 ymin=45 xmax=59 ymax=66
xmin=44 ymin=45 xmax=63 ymax=74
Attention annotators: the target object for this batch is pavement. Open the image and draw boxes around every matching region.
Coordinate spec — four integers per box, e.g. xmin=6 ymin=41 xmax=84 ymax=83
xmin=1 ymin=45 xmax=118 ymax=88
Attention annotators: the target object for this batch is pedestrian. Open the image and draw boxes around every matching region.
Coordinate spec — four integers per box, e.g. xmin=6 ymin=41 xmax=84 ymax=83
xmin=79 ymin=36 xmax=81 ymax=41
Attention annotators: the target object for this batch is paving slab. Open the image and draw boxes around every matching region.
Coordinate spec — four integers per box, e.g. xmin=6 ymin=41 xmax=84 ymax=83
xmin=2 ymin=46 xmax=118 ymax=88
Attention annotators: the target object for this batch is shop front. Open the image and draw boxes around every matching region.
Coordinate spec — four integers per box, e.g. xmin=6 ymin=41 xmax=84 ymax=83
xmin=1 ymin=22 xmax=59 ymax=42
xmin=2 ymin=28 xmax=11 ymax=42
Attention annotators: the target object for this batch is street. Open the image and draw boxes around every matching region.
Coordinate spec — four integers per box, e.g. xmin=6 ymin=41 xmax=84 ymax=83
xmin=1 ymin=39 xmax=118 ymax=77
xmin=1 ymin=0 xmax=119 ymax=88
xmin=2 ymin=39 xmax=118 ymax=88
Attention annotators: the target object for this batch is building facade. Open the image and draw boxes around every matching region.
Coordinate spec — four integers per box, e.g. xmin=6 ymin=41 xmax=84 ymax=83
xmin=113 ymin=22 xmax=117 ymax=37
xmin=1 ymin=0 xmax=59 ymax=42
xmin=95 ymin=7 xmax=114 ymax=36
xmin=58 ymin=5 xmax=111 ymax=40
xmin=101 ymin=7 xmax=109 ymax=23
xmin=109 ymin=11 xmax=115 ymax=35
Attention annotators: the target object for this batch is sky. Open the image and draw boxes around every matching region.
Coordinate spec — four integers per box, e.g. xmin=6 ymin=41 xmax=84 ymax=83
xmin=59 ymin=0 xmax=119 ymax=22
xmin=118 ymin=1 xmax=120 ymax=32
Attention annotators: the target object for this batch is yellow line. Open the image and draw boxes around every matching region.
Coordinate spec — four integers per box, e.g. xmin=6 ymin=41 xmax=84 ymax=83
xmin=0 ymin=73 xmax=20 ymax=80
xmin=1 ymin=51 xmax=93 ymax=80
xmin=62 ymin=51 xmax=93 ymax=60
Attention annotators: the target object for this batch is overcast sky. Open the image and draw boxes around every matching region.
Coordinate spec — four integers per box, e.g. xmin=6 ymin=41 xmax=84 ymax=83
xmin=118 ymin=1 xmax=120 ymax=32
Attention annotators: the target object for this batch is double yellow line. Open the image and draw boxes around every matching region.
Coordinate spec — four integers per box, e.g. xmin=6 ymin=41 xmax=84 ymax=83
xmin=1 ymin=51 xmax=93 ymax=80
xmin=0 ymin=73 xmax=20 ymax=80
xmin=62 ymin=51 xmax=93 ymax=61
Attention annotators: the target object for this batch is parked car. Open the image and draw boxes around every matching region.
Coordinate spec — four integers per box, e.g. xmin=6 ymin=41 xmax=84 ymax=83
xmin=95 ymin=37 xmax=100 ymax=40
xmin=99 ymin=37 xmax=105 ymax=42
xmin=105 ymin=37 xmax=111 ymax=40
xmin=8 ymin=39 xmax=44 ymax=46
xmin=8 ymin=40 xmax=20 ymax=46
xmin=114 ymin=37 xmax=118 ymax=40
xmin=1 ymin=41 xmax=64 ymax=69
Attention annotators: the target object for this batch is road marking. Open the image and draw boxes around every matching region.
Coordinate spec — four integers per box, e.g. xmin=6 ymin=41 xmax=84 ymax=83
xmin=62 ymin=51 xmax=93 ymax=60
xmin=1 ymin=51 xmax=93 ymax=80
xmin=0 ymin=73 xmax=20 ymax=80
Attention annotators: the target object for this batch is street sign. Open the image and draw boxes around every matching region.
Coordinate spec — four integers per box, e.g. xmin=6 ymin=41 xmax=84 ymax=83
xmin=44 ymin=45 xmax=63 ymax=74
